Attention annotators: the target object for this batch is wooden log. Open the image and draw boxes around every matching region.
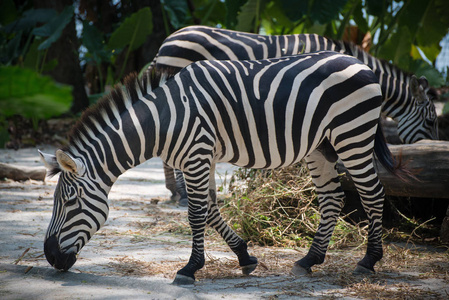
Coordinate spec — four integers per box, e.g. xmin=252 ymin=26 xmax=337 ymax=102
xmin=0 ymin=162 xmax=46 ymax=182
xmin=337 ymin=140 xmax=449 ymax=199
xmin=337 ymin=140 xmax=449 ymax=242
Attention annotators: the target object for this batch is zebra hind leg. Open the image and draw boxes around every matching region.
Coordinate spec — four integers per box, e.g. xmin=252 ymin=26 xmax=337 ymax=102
xmin=292 ymin=146 xmax=345 ymax=275
xmin=207 ymin=188 xmax=258 ymax=275
xmin=174 ymin=169 xmax=189 ymax=206
xmin=163 ymin=162 xmax=180 ymax=202
xmin=338 ymin=150 xmax=385 ymax=274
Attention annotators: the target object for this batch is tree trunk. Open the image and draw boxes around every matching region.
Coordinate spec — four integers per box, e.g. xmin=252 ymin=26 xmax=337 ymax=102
xmin=33 ymin=0 xmax=89 ymax=114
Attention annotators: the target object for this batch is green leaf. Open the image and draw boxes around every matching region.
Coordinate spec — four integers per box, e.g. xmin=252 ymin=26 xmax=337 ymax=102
xmin=192 ymin=0 xmax=226 ymax=26
xmin=23 ymin=38 xmax=40 ymax=70
xmin=309 ymin=0 xmax=349 ymax=24
xmin=161 ymin=0 xmax=190 ymax=30
xmin=365 ymin=0 xmax=386 ymax=17
xmin=107 ymin=7 xmax=153 ymax=52
xmin=0 ymin=66 xmax=72 ymax=119
xmin=261 ymin=1 xmax=297 ymax=34
xmin=398 ymin=0 xmax=449 ymax=48
xmin=236 ymin=0 xmax=261 ymax=32
xmin=225 ymin=0 xmax=247 ymax=28
xmin=3 ymin=9 xmax=57 ymax=33
xmin=409 ymin=59 xmax=445 ymax=88
xmin=378 ymin=26 xmax=412 ymax=69
xmin=82 ymin=21 xmax=104 ymax=53
xmin=352 ymin=0 xmax=369 ymax=33
xmin=414 ymin=44 xmax=441 ymax=64
xmin=32 ymin=6 xmax=74 ymax=50
xmin=280 ymin=0 xmax=308 ymax=22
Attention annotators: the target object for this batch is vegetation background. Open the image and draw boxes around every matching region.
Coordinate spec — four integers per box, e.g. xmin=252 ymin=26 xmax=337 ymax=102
xmin=1 ymin=0 xmax=449 ymax=140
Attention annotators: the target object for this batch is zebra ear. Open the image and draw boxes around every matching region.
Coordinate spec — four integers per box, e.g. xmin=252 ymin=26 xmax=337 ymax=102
xmin=38 ymin=150 xmax=60 ymax=176
xmin=418 ymin=76 xmax=429 ymax=90
xmin=410 ymin=75 xmax=427 ymax=104
xmin=55 ymin=149 xmax=86 ymax=176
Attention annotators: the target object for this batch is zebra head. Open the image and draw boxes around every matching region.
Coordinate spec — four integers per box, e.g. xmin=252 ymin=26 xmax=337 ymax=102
xmin=39 ymin=149 xmax=109 ymax=271
xmin=397 ymin=75 xmax=438 ymax=143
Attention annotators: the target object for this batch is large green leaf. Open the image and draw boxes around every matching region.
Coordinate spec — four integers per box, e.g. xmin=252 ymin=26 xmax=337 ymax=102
xmin=107 ymin=7 xmax=153 ymax=52
xmin=378 ymin=26 xmax=412 ymax=69
xmin=82 ymin=21 xmax=104 ymax=54
xmin=416 ymin=0 xmax=449 ymax=47
xmin=32 ymin=6 xmax=74 ymax=50
xmin=3 ymin=8 xmax=57 ymax=33
xmin=236 ymin=0 xmax=261 ymax=32
xmin=0 ymin=66 xmax=72 ymax=119
xmin=309 ymin=0 xmax=349 ymax=24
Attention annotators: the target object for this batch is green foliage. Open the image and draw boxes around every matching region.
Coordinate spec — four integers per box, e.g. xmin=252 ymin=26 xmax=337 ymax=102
xmin=107 ymin=7 xmax=153 ymax=53
xmin=0 ymin=66 xmax=72 ymax=120
xmin=235 ymin=0 xmax=262 ymax=33
xmin=32 ymin=6 xmax=74 ymax=51
xmin=161 ymin=0 xmax=192 ymax=29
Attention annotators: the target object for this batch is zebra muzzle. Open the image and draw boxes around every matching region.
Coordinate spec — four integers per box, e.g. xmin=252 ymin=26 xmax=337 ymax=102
xmin=44 ymin=235 xmax=77 ymax=271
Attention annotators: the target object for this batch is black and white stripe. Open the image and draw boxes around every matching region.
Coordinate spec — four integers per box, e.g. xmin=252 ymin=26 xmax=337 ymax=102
xmin=40 ymin=51 xmax=408 ymax=283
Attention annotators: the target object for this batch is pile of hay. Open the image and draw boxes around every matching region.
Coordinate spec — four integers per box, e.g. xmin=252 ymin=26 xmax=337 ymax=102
xmin=222 ymin=162 xmax=367 ymax=249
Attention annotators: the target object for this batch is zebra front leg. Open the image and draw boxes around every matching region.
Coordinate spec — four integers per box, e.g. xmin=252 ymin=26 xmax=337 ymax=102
xmin=206 ymin=165 xmax=258 ymax=275
xmin=292 ymin=149 xmax=345 ymax=275
xmin=172 ymin=166 xmax=210 ymax=285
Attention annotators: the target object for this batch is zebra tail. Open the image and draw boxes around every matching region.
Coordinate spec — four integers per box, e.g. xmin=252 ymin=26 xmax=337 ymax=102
xmin=374 ymin=121 xmax=415 ymax=183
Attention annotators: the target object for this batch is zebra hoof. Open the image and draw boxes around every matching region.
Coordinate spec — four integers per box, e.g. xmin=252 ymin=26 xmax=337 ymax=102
xmin=291 ymin=263 xmax=311 ymax=276
xmin=178 ymin=198 xmax=188 ymax=207
xmin=242 ymin=263 xmax=258 ymax=275
xmin=353 ymin=264 xmax=375 ymax=275
xmin=172 ymin=274 xmax=195 ymax=285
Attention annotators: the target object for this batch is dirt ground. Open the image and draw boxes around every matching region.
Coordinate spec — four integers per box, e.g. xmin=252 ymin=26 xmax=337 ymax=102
xmin=1 ymin=146 xmax=448 ymax=299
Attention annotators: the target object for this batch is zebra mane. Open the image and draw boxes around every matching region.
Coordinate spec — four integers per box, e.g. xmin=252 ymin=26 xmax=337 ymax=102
xmin=66 ymin=68 xmax=164 ymax=148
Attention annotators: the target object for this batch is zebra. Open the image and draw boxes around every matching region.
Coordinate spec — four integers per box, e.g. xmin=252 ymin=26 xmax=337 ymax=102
xmin=149 ymin=25 xmax=438 ymax=143
xmin=147 ymin=25 xmax=438 ymax=204
xmin=40 ymin=51 xmax=410 ymax=285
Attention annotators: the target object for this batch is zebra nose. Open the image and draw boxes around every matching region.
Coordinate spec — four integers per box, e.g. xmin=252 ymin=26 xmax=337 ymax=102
xmin=44 ymin=235 xmax=77 ymax=271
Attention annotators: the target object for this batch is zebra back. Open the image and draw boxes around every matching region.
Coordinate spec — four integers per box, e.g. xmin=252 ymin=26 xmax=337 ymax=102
xmin=149 ymin=25 xmax=438 ymax=143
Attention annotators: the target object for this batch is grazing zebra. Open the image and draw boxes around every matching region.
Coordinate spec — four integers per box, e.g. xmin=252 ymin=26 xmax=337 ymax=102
xmin=148 ymin=25 xmax=438 ymax=204
xmin=40 ymin=51 xmax=409 ymax=285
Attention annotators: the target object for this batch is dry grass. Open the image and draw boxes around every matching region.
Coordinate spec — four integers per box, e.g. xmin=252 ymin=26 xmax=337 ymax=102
xmin=222 ymin=163 xmax=367 ymax=249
